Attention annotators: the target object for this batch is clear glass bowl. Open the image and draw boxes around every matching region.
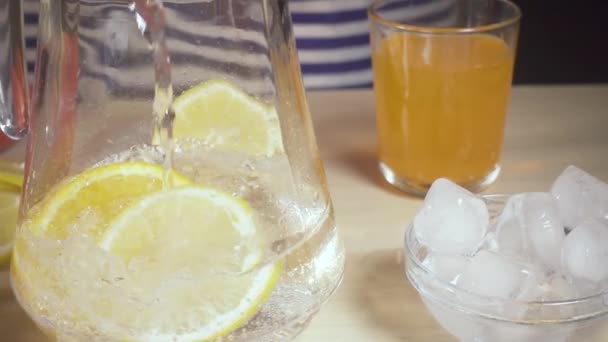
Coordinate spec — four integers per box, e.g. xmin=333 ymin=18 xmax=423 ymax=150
xmin=405 ymin=194 xmax=608 ymax=342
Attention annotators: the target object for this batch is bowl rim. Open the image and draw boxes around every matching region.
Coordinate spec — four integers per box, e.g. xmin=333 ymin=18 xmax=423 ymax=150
xmin=405 ymin=193 xmax=608 ymax=323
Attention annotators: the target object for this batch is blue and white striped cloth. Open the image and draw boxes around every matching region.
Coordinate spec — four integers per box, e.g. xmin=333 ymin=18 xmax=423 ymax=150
xmin=291 ymin=0 xmax=375 ymax=89
xmin=291 ymin=0 xmax=458 ymax=89
xmin=21 ymin=1 xmax=455 ymax=90
xmin=22 ymin=0 xmax=377 ymax=90
xmin=23 ymin=0 xmax=38 ymax=75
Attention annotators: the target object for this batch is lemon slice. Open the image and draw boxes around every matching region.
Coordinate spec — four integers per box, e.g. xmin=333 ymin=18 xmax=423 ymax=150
xmin=31 ymin=161 xmax=191 ymax=240
xmin=0 ymin=190 xmax=19 ymax=265
xmin=0 ymin=162 xmax=23 ymax=266
xmin=0 ymin=170 xmax=22 ymax=191
xmin=159 ymin=79 xmax=283 ymax=156
xmin=0 ymin=160 xmax=23 ymax=192
xmin=101 ymin=186 xmax=280 ymax=341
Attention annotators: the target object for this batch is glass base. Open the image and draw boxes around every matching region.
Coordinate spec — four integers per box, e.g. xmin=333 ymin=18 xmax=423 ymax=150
xmin=379 ymin=162 xmax=501 ymax=196
xmin=244 ymin=265 xmax=345 ymax=341
xmin=12 ymin=270 xmax=344 ymax=342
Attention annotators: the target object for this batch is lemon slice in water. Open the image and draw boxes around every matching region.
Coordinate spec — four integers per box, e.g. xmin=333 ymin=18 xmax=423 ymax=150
xmin=158 ymin=79 xmax=283 ymax=156
xmin=101 ymin=186 xmax=280 ymax=341
xmin=30 ymin=161 xmax=191 ymax=240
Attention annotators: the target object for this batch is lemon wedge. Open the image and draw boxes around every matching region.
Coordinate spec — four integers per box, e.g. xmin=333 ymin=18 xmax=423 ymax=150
xmin=158 ymin=79 xmax=283 ymax=157
xmin=0 ymin=160 xmax=23 ymax=190
xmin=101 ymin=186 xmax=280 ymax=341
xmin=0 ymin=161 xmax=22 ymax=266
xmin=0 ymin=170 xmax=22 ymax=191
xmin=0 ymin=190 xmax=19 ymax=265
xmin=31 ymin=161 xmax=191 ymax=240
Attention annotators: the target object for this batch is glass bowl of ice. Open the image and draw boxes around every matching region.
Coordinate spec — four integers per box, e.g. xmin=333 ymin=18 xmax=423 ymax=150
xmin=405 ymin=166 xmax=608 ymax=342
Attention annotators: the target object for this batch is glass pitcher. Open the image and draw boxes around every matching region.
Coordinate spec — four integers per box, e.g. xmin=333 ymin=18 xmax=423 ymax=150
xmin=4 ymin=0 xmax=345 ymax=341
xmin=0 ymin=0 xmax=29 ymax=140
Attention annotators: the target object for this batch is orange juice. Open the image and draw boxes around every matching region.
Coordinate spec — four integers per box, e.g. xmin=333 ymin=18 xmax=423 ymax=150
xmin=372 ymin=33 xmax=514 ymax=189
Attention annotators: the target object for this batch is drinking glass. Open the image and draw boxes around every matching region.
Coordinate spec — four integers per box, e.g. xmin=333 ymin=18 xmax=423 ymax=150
xmin=5 ymin=0 xmax=345 ymax=341
xmin=369 ymin=0 xmax=521 ymax=195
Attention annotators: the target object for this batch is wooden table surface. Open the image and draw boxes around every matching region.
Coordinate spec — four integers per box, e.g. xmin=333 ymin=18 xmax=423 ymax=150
xmin=2 ymin=85 xmax=608 ymax=341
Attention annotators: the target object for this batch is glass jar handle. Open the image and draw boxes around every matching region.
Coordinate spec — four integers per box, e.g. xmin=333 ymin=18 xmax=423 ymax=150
xmin=0 ymin=0 xmax=30 ymax=140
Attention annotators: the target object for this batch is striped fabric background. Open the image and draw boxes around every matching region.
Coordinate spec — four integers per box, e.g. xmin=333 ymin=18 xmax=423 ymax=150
xmin=291 ymin=0 xmax=458 ymax=90
xmin=23 ymin=0 xmax=38 ymax=75
xmin=291 ymin=0 xmax=375 ymax=90
xmin=21 ymin=0 xmax=455 ymax=90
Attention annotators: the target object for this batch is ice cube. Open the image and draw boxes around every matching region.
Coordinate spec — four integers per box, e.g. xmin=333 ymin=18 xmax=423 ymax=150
xmin=544 ymin=274 xmax=579 ymax=301
xmin=562 ymin=218 xmax=608 ymax=282
xmin=515 ymin=264 xmax=547 ymax=302
xmin=518 ymin=274 xmax=578 ymax=337
xmin=501 ymin=263 xmax=546 ymax=319
xmin=551 ymin=165 xmax=608 ymax=229
xmin=490 ymin=193 xmax=565 ymax=270
xmin=520 ymin=273 xmax=579 ymax=302
xmin=519 ymin=193 xmax=565 ymax=270
xmin=414 ymin=179 xmax=489 ymax=255
xmin=491 ymin=194 xmax=529 ymax=258
xmin=422 ymin=253 xmax=470 ymax=285
xmin=457 ymin=250 xmax=527 ymax=299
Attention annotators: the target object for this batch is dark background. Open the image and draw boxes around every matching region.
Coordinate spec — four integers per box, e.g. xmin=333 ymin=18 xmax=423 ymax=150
xmin=511 ymin=0 xmax=608 ymax=84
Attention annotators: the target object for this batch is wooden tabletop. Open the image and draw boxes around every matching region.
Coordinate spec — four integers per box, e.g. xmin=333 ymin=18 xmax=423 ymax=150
xmin=2 ymin=85 xmax=608 ymax=341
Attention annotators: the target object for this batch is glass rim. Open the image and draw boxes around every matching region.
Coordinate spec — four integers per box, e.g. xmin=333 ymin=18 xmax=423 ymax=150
xmin=368 ymin=0 xmax=522 ymax=34
xmin=404 ymin=193 xmax=608 ymax=323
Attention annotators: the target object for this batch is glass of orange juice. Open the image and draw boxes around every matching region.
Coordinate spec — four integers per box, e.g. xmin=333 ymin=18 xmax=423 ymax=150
xmin=369 ymin=0 xmax=521 ymax=195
